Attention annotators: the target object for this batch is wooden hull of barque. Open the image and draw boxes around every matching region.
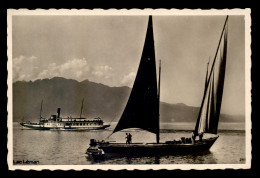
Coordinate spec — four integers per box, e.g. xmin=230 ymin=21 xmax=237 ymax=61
xmin=97 ymin=136 xmax=218 ymax=155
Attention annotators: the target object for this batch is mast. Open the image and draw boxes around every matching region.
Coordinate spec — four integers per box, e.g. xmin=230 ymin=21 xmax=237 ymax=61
xmin=156 ymin=60 xmax=161 ymax=144
xmin=39 ymin=100 xmax=43 ymax=121
xmin=80 ymin=98 xmax=84 ymax=118
xmin=202 ymin=58 xmax=210 ymax=98
xmin=205 ymin=57 xmax=210 ymax=90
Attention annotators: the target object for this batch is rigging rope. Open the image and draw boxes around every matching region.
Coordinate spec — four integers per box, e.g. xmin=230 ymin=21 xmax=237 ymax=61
xmin=105 ymin=113 xmax=119 ymax=140
xmin=108 ymin=113 xmax=118 ymax=125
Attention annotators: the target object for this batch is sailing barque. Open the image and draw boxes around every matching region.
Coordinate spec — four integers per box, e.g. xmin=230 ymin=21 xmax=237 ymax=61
xmin=87 ymin=15 xmax=229 ymax=155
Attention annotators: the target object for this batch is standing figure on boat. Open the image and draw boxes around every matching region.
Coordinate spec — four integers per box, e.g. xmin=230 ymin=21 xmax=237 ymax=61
xmin=199 ymin=133 xmax=204 ymax=142
xmin=191 ymin=131 xmax=196 ymax=144
xmin=125 ymin=133 xmax=129 ymax=144
xmin=128 ymin=133 xmax=132 ymax=144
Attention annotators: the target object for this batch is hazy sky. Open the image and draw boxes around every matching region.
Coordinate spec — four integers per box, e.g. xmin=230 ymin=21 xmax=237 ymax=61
xmin=12 ymin=15 xmax=245 ymax=115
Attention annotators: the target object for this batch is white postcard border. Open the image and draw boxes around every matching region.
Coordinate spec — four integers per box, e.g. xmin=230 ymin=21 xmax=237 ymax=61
xmin=7 ymin=8 xmax=251 ymax=170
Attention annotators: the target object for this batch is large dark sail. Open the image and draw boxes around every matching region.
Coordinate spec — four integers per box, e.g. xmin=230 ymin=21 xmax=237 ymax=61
xmin=195 ymin=16 xmax=228 ymax=135
xmin=113 ymin=16 xmax=158 ymax=135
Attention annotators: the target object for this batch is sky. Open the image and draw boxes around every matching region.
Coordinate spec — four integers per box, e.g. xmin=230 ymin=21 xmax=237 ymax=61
xmin=12 ymin=15 xmax=246 ymax=115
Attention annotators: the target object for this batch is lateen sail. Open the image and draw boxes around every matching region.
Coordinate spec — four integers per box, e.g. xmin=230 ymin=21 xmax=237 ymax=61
xmin=195 ymin=16 xmax=228 ymax=135
xmin=113 ymin=16 xmax=159 ymax=134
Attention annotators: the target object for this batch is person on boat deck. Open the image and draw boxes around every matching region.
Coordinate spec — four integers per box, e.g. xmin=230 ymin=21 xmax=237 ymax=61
xmin=128 ymin=133 xmax=132 ymax=144
xmin=125 ymin=133 xmax=129 ymax=144
xmin=199 ymin=133 xmax=204 ymax=142
xmin=191 ymin=131 xmax=196 ymax=144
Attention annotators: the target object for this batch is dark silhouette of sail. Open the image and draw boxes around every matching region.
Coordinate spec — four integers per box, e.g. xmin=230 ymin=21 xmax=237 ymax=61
xmin=195 ymin=16 xmax=228 ymax=135
xmin=113 ymin=16 xmax=158 ymax=134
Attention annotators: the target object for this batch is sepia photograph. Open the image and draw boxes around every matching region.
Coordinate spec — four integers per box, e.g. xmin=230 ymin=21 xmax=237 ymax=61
xmin=7 ymin=9 xmax=251 ymax=170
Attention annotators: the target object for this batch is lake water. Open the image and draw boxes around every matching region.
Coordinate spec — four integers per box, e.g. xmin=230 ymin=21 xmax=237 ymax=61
xmin=12 ymin=122 xmax=246 ymax=165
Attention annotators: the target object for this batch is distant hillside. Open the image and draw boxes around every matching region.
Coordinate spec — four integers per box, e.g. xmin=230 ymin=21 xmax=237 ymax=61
xmin=160 ymin=102 xmax=244 ymax=123
xmin=13 ymin=77 xmax=244 ymax=123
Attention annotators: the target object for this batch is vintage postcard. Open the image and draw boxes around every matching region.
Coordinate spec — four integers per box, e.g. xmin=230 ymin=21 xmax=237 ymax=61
xmin=7 ymin=8 xmax=251 ymax=170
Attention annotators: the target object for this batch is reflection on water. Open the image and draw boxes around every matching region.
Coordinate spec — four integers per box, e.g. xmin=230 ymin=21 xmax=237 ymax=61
xmin=13 ymin=122 xmax=245 ymax=165
xmin=85 ymin=150 xmax=217 ymax=165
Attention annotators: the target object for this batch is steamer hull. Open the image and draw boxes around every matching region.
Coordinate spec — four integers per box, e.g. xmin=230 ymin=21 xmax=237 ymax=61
xmin=20 ymin=122 xmax=110 ymax=130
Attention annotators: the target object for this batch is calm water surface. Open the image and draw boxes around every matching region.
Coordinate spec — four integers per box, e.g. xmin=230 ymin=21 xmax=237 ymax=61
xmin=13 ymin=122 xmax=245 ymax=165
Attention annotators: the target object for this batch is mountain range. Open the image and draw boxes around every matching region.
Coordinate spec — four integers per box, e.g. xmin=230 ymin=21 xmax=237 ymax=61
xmin=13 ymin=77 xmax=244 ymax=123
